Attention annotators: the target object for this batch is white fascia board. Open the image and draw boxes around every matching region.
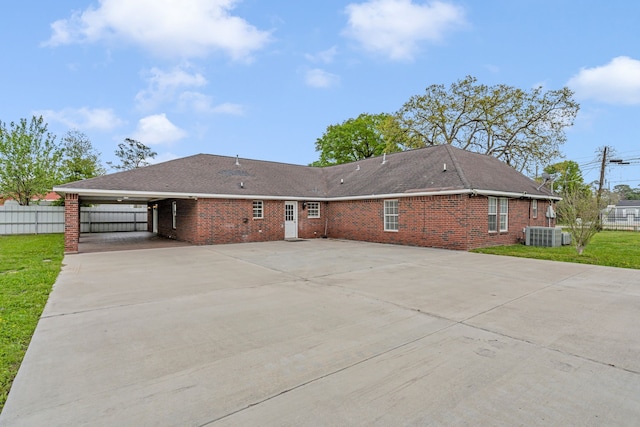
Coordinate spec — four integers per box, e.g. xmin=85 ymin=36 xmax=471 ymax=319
xmin=52 ymin=187 xmax=326 ymax=201
xmin=471 ymin=189 xmax=561 ymax=201
xmin=327 ymin=189 xmax=473 ymax=201
xmin=328 ymin=189 xmax=561 ymax=202
xmin=53 ymin=186 xmax=561 ymax=202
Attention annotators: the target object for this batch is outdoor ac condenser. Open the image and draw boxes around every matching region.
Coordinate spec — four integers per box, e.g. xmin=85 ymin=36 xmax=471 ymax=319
xmin=525 ymin=226 xmax=562 ymax=247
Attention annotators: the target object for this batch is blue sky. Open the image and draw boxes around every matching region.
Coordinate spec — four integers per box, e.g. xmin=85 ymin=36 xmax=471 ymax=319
xmin=1 ymin=0 xmax=639 ymax=188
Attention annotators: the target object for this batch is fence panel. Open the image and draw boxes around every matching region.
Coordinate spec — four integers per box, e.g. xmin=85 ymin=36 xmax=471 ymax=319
xmin=601 ymin=207 xmax=640 ymax=231
xmin=601 ymin=214 xmax=640 ymax=231
xmin=81 ymin=205 xmax=148 ymax=232
xmin=0 ymin=203 xmax=148 ymax=235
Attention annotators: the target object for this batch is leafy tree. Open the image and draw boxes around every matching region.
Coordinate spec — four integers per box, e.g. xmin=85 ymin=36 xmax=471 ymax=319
xmin=397 ymin=76 xmax=579 ymax=174
xmin=613 ymin=184 xmax=640 ymax=200
xmin=311 ymin=113 xmax=403 ymax=167
xmin=543 ymin=160 xmax=586 ymax=195
xmin=61 ymin=130 xmax=106 ymax=183
xmin=556 ymin=187 xmax=602 ymax=255
xmin=0 ymin=116 xmax=62 ymax=205
xmin=107 ymin=138 xmax=157 ymax=171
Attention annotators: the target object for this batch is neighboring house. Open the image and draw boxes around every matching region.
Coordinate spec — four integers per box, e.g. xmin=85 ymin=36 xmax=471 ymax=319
xmin=0 ymin=191 xmax=61 ymax=206
xmin=603 ymin=200 xmax=640 ymax=230
xmin=54 ymin=145 xmax=559 ymax=253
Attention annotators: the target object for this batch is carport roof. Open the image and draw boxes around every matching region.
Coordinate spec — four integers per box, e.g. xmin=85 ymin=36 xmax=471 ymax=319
xmin=54 ymin=145 xmax=559 ymax=203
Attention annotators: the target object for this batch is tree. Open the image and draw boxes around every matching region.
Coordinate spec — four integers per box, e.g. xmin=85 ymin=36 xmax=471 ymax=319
xmin=311 ymin=113 xmax=403 ymax=167
xmin=0 ymin=116 xmax=62 ymax=205
xmin=556 ymin=186 xmax=602 ymax=255
xmin=543 ymin=160 xmax=586 ymax=195
xmin=397 ymin=76 xmax=579 ymax=174
xmin=107 ymin=138 xmax=157 ymax=171
xmin=61 ymin=130 xmax=106 ymax=182
xmin=613 ymin=184 xmax=640 ymax=200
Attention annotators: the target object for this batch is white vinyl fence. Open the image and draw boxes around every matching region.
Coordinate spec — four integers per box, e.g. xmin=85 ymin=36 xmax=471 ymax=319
xmin=0 ymin=203 xmax=148 ymax=235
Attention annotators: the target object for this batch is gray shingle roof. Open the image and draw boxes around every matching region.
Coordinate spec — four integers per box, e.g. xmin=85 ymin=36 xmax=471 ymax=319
xmin=616 ymin=200 xmax=640 ymax=207
xmin=55 ymin=145 xmax=557 ymax=200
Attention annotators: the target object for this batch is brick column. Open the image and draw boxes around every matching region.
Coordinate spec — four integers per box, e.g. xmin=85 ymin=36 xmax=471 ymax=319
xmin=64 ymin=193 xmax=80 ymax=253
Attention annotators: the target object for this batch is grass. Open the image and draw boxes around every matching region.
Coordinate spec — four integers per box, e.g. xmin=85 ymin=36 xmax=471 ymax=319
xmin=0 ymin=234 xmax=64 ymax=412
xmin=472 ymin=231 xmax=640 ymax=269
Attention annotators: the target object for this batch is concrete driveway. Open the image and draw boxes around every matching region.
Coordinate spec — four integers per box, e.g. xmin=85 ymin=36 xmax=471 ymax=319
xmin=2 ymin=239 xmax=639 ymax=426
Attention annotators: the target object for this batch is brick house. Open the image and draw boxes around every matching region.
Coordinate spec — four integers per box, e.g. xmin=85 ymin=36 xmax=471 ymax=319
xmin=54 ymin=145 xmax=559 ymax=253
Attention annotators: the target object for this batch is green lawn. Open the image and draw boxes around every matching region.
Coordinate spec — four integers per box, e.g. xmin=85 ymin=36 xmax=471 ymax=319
xmin=0 ymin=234 xmax=64 ymax=412
xmin=472 ymin=231 xmax=640 ymax=269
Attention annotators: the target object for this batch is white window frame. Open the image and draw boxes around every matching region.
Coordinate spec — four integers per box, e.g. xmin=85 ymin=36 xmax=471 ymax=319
xmin=171 ymin=201 xmax=177 ymax=229
xmin=488 ymin=197 xmax=508 ymax=232
xmin=253 ymin=200 xmax=263 ymax=219
xmin=384 ymin=200 xmax=399 ymax=232
xmin=532 ymin=199 xmax=538 ymax=219
xmin=307 ymin=202 xmax=320 ymax=218
xmin=488 ymin=197 xmax=497 ymax=232
xmin=499 ymin=198 xmax=508 ymax=232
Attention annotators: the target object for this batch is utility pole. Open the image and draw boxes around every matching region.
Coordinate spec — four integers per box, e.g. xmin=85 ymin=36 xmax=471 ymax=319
xmin=597 ymin=146 xmax=608 ymax=208
xmin=596 ymin=146 xmax=608 ymax=230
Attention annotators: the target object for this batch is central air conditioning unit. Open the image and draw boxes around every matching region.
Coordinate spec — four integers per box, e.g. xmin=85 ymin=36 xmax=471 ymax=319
xmin=561 ymin=232 xmax=572 ymax=245
xmin=525 ymin=226 xmax=562 ymax=247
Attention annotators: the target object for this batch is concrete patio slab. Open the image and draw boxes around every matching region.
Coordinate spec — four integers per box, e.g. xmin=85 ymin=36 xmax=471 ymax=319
xmin=1 ymin=239 xmax=639 ymax=426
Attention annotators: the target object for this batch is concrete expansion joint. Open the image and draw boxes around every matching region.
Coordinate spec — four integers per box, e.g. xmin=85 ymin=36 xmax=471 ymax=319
xmin=461 ymin=322 xmax=640 ymax=376
xmin=197 ymin=321 xmax=457 ymax=427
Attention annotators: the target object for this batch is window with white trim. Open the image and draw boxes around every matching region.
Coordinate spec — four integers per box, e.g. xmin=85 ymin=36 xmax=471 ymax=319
xmin=499 ymin=198 xmax=508 ymax=231
xmin=307 ymin=202 xmax=320 ymax=218
xmin=532 ymin=199 xmax=538 ymax=218
xmin=384 ymin=200 xmax=398 ymax=231
xmin=489 ymin=197 xmax=508 ymax=232
xmin=172 ymin=201 xmax=177 ymax=229
xmin=253 ymin=200 xmax=263 ymax=219
xmin=488 ymin=197 xmax=497 ymax=232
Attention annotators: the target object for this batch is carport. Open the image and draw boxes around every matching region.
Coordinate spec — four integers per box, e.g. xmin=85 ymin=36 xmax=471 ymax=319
xmin=58 ymin=190 xmax=193 ymax=253
xmin=78 ymin=231 xmax=191 ymax=253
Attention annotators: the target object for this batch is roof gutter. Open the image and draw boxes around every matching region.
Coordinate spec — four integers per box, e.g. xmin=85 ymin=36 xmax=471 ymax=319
xmin=471 ymin=189 xmax=561 ymax=201
xmin=328 ymin=189 xmax=473 ymax=201
xmin=53 ymin=187 xmax=561 ymax=202
xmin=52 ymin=187 xmax=329 ymax=202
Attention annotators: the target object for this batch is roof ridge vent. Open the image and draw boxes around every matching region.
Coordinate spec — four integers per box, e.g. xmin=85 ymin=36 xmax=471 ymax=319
xmin=235 ymin=155 xmax=240 ymax=166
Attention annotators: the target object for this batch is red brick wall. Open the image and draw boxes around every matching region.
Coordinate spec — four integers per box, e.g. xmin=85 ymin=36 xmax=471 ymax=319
xmin=151 ymin=196 xmax=555 ymax=249
xmin=326 ymin=195 xmax=470 ymax=250
xmin=193 ymin=199 xmax=283 ymax=244
xmin=155 ymin=199 xmax=198 ymax=242
xmin=298 ymin=202 xmax=326 ymax=239
xmin=64 ymin=193 xmax=80 ymax=253
xmin=326 ymin=195 xmax=556 ymax=251
xmin=153 ymin=199 xmax=325 ymax=245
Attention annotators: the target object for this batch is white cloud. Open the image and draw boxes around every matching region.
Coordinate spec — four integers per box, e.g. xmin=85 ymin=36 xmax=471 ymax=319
xmin=37 ymin=107 xmax=124 ymax=131
xmin=136 ymin=65 xmax=207 ymax=110
xmin=131 ymin=114 xmax=187 ymax=145
xmin=304 ymin=46 xmax=338 ymax=64
xmin=305 ymin=68 xmax=340 ymax=88
xmin=178 ymin=91 xmax=245 ymax=115
xmin=44 ymin=0 xmax=272 ymax=60
xmin=567 ymin=56 xmax=640 ymax=105
xmin=343 ymin=0 xmax=465 ymax=61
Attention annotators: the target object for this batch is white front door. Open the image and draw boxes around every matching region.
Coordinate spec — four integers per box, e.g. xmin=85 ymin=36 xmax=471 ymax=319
xmin=284 ymin=201 xmax=298 ymax=239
